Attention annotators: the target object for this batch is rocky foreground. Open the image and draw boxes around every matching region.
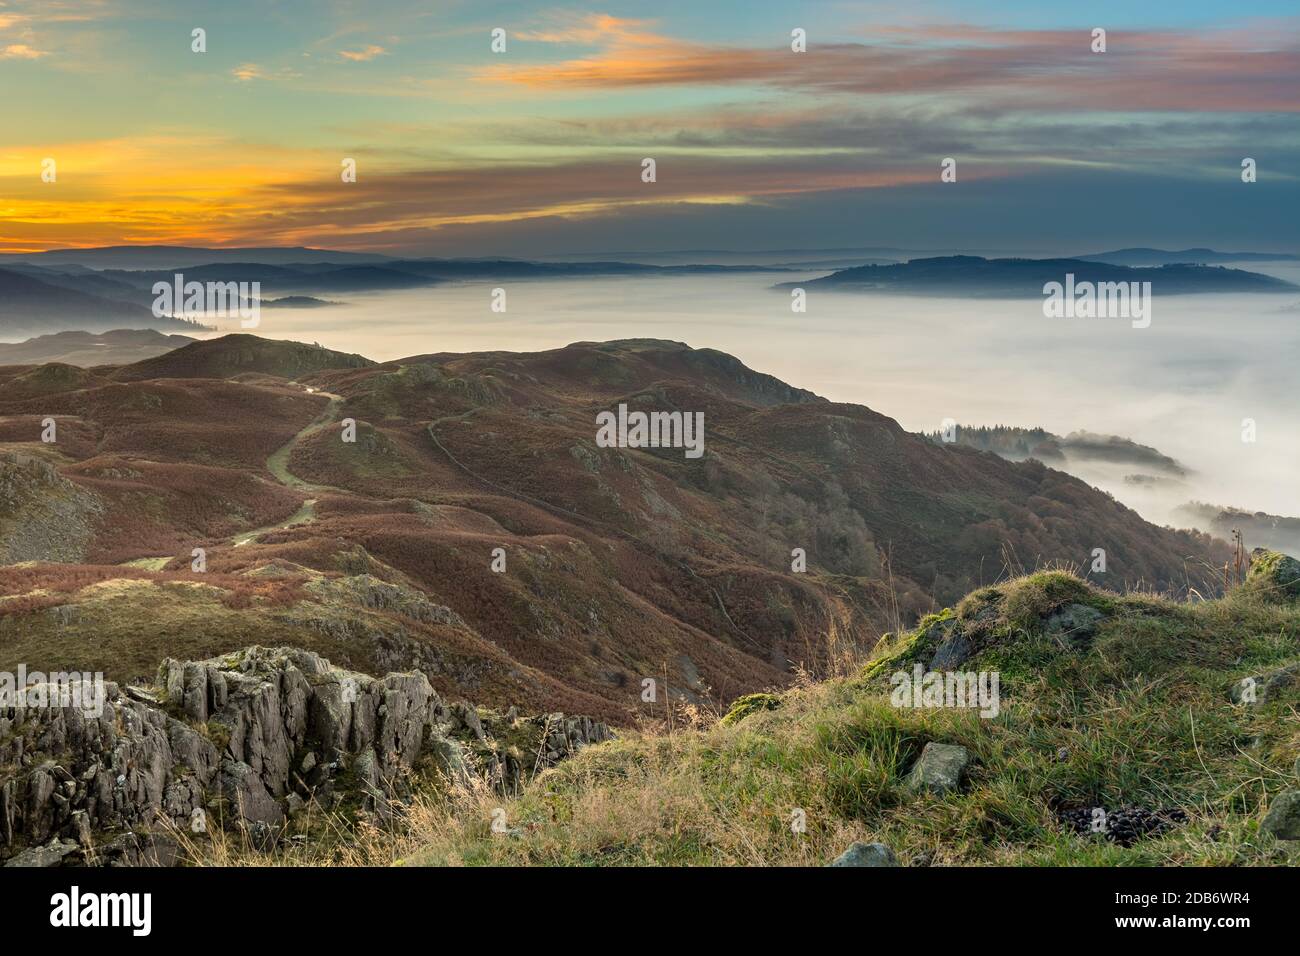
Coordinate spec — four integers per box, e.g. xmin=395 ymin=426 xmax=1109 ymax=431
xmin=0 ymin=646 xmax=610 ymax=867
xmin=7 ymin=551 xmax=1300 ymax=868
xmin=394 ymin=549 xmax=1300 ymax=867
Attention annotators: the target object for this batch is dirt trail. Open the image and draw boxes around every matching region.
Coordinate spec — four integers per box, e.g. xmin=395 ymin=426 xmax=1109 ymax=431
xmin=265 ymin=393 xmax=345 ymax=491
xmin=229 ymin=389 xmax=344 ymax=547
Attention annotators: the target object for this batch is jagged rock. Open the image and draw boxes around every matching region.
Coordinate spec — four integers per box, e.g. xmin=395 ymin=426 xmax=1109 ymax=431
xmin=905 ymin=742 xmax=971 ymax=796
xmin=304 ymin=574 xmax=467 ymax=628
xmin=96 ymin=832 xmax=179 ymax=867
xmin=0 ymin=645 xmax=613 ymax=866
xmin=429 ymin=738 xmax=472 ymax=788
xmin=449 ymin=702 xmax=486 ymax=741
xmin=219 ymin=761 xmax=284 ymax=826
xmin=3 ymin=838 xmax=78 ymax=867
xmin=1261 ymin=790 xmax=1300 ymax=840
xmin=828 ymin=842 xmax=898 ymax=867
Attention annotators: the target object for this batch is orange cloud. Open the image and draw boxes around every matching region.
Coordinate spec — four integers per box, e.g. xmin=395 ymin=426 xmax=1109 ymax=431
xmin=0 ymin=43 xmax=47 ymax=59
xmin=339 ymin=44 xmax=387 ymax=62
xmin=0 ymin=133 xmax=962 ymax=253
xmin=480 ymin=19 xmax=1300 ymax=112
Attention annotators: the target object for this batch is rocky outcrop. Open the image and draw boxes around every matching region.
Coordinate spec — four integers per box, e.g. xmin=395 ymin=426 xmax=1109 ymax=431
xmin=0 ymin=645 xmax=612 ymax=867
xmin=0 ymin=451 xmax=102 ymax=564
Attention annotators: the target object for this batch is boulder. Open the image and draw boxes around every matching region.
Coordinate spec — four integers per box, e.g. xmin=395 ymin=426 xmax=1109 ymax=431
xmin=1247 ymin=549 xmax=1300 ymax=602
xmin=929 ymin=626 xmax=975 ymax=670
xmin=3 ymin=838 xmax=78 ymax=867
xmin=1230 ymin=664 xmax=1300 ymax=707
xmin=1045 ymin=603 xmax=1105 ymax=643
xmin=719 ymin=693 xmax=781 ymax=727
xmin=1261 ymin=790 xmax=1300 ymax=840
xmin=828 ymin=842 xmax=898 ymax=867
xmin=905 ymin=742 xmax=971 ymax=796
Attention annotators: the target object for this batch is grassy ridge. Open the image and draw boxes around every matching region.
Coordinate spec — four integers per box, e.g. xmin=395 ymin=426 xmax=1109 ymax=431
xmin=392 ymin=559 xmax=1300 ymax=866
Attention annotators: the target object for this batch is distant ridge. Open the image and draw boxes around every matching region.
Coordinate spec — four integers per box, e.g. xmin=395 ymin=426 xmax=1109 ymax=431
xmin=1078 ymin=247 xmax=1300 ymax=267
xmin=0 ymin=329 xmax=196 ymax=368
xmin=0 ymin=268 xmax=203 ymax=340
xmin=788 ymin=256 xmax=1297 ymax=297
xmin=2 ymin=245 xmax=395 ymax=269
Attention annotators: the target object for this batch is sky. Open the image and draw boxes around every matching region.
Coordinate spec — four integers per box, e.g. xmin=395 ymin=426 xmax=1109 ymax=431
xmin=1 ymin=0 xmax=1297 ymax=256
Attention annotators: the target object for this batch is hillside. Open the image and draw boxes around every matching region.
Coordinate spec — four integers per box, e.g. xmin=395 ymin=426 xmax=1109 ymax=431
xmin=0 ymin=335 xmax=1229 ymax=729
xmin=22 ymin=550 xmax=1291 ymax=868
xmin=109 ymin=334 xmax=375 ymax=382
xmin=384 ymin=553 xmax=1300 ymax=866
xmin=392 ymin=554 xmax=1300 ymax=868
xmin=790 ymin=256 xmax=1297 ymax=297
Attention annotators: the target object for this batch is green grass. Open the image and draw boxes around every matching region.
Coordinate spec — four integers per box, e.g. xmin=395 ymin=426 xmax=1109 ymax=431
xmin=399 ymin=563 xmax=1300 ymax=866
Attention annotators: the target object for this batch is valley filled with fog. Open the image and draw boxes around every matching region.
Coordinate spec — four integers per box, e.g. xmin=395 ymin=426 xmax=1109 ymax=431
xmin=197 ymin=264 xmax=1300 ymax=532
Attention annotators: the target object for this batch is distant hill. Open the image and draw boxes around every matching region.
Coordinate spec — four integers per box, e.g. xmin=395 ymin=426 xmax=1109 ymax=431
xmin=1175 ymin=502 xmax=1300 ymax=558
xmin=789 ymin=256 xmax=1297 ymax=297
xmin=109 ymin=333 xmax=375 ymax=382
xmin=261 ymin=296 xmax=342 ymax=309
xmin=0 ymin=329 xmax=196 ymax=367
xmin=1 ymin=245 xmax=395 ymax=270
xmin=1079 ymin=247 xmax=1300 ymax=267
xmin=100 ymin=262 xmax=438 ymax=295
xmin=0 ymin=268 xmax=204 ymax=340
xmin=1 ymin=256 xmax=799 ymax=314
xmin=927 ymin=425 xmax=1187 ymax=477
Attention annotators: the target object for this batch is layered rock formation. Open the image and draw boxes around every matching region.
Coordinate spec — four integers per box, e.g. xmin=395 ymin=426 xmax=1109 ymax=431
xmin=0 ymin=646 xmax=611 ymax=867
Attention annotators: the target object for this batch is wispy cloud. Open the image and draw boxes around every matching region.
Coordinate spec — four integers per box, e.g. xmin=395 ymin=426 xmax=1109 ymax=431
xmin=339 ymin=44 xmax=388 ymax=62
xmin=480 ymin=19 xmax=1300 ymax=113
xmin=3 ymin=5 xmax=1296 ymax=254
xmin=0 ymin=42 xmax=46 ymax=58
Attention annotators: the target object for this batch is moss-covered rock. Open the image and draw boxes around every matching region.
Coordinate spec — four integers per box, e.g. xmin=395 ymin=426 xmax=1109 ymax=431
xmin=1261 ymin=790 xmax=1300 ymax=840
xmin=720 ymin=692 xmax=781 ymax=726
xmin=1246 ymin=549 xmax=1300 ymax=602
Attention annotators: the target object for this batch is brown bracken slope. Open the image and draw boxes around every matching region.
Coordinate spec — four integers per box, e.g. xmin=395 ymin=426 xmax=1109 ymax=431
xmin=0 ymin=334 xmax=1228 ymax=724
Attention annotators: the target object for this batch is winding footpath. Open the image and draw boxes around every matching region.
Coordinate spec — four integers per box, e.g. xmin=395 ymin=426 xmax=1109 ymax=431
xmin=231 ymin=389 xmax=345 ymax=547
